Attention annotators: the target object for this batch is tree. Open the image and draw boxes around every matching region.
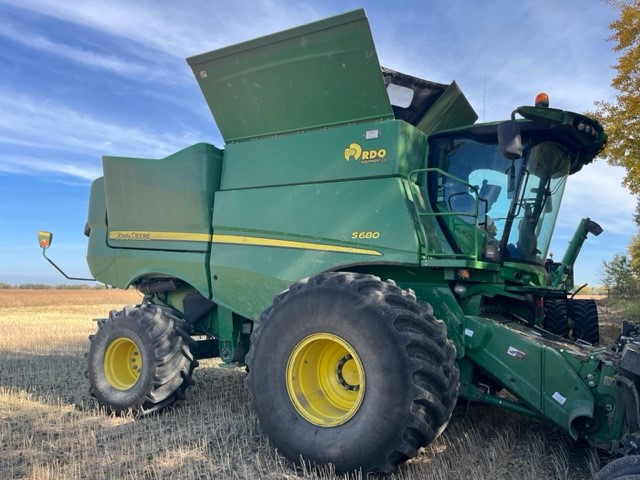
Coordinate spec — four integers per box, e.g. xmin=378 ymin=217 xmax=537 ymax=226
xmin=602 ymin=253 xmax=637 ymax=296
xmin=629 ymin=234 xmax=640 ymax=276
xmin=633 ymin=197 xmax=640 ymax=225
xmin=629 ymin=197 xmax=640 ymax=276
xmin=594 ymin=0 xmax=640 ymax=193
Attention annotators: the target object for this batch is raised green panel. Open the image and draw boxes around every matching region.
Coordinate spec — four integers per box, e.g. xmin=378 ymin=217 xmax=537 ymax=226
xmin=221 ymin=120 xmax=427 ymax=190
xmin=187 ymin=9 xmax=392 ymax=142
xmin=103 ymin=143 xmax=222 ymax=252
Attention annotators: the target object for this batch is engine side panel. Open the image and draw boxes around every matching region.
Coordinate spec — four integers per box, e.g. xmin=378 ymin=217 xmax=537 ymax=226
xmin=209 ymin=177 xmax=423 ymax=319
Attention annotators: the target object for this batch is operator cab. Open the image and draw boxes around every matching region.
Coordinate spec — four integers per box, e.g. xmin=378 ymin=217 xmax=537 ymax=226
xmin=426 ymin=99 xmax=606 ymax=267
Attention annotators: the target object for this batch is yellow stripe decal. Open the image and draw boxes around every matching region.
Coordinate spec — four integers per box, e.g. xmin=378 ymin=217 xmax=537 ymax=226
xmin=109 ymin=231 xmax=212 ymax=242
xmin=108 ymin=231 xmax=382 ymax=256
xmin=212 ymin=234 xmax=383 ymax=256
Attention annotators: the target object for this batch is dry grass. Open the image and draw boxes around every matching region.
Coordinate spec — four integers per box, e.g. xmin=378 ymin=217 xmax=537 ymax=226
xmin=0 ymin=289 xmax=140 ymax=355
xmin=0 ymin=288 xmax=141 ymax=308
xmin=0 ymin=290 xmax=613 ymax=479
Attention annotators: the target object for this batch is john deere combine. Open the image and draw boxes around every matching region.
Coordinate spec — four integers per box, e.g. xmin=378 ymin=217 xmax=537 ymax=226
xmin=39 ymin=9 xmax=640 ymax=477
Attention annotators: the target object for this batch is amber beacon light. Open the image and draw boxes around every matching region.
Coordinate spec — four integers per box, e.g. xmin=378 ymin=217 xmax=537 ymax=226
xmin=535 ymin=92 xmax=550 ymax=107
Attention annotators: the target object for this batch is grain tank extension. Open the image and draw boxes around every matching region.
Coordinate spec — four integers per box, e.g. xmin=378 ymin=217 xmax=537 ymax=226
xmin=40 ymin=9 xmax=640 ymax=476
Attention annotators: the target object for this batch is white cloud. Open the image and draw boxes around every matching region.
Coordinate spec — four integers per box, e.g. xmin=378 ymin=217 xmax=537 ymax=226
xmin=4 ymin=0 xmax=618 ymax=124
xmin=0 ymin=86 xmax=211 ymax=183
xmin=370 ymin=1 xmax=618 ymax=121
xmin=0 ymin=87 xmax=205 ymax=160
xmin=0 ymin=23 xmax=169 ymax=80
xmin=0 ymin=155 xmax=101 ymax=181
xmin=559 ymin=161 xmax=636 ymax=235
xmin=2 ymin=0 xmax=322 ymax=58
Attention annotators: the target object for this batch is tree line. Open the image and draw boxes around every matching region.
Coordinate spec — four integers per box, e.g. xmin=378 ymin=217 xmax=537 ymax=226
xmin=596 ymin=1 xmax=640 ymax=297
xmin=0 ymin=283 xmax=108 ymax=290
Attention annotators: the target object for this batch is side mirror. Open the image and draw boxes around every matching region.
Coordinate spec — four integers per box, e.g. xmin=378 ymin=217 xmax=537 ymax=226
xmin=37 ymin=230 xmax=95 ymax=281
xmin=498 ymin=120 xmax=523 ymax=160
xmin=38 ymin=231 xmax=53 ymax=249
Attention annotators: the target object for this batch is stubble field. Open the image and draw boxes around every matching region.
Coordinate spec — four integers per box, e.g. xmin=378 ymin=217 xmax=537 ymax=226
xmin=0 ymin=289 xmax=613 ymax=479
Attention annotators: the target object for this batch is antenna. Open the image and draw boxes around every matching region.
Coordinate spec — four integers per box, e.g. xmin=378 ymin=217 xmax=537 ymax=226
xmin=483 ymin=75 xmax=486 ymax=121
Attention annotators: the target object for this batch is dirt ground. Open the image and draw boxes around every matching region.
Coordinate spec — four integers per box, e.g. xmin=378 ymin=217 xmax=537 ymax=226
xmin=0 ymin=290 xmax=628 ymax=479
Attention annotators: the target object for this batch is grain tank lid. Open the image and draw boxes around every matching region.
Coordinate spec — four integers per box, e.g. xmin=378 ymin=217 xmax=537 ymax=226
xmin=187 ymin=9 xmax=394 ymax=142
xmin=382 ymin=68 xmax=478 ymax=135
xmin=382 ymin=68 xmax=448 ymax=125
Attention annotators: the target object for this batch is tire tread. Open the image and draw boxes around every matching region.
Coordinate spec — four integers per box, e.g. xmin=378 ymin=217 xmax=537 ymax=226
xmin=86 ymin=304 xmax=197 ymax=415
xmin=245 ymin=272 xmax=459 ymax=474
xmin=543 ymin=299 xmax=569 ymax=337
xmin=569 ymin=299 xmax=599 ymax=344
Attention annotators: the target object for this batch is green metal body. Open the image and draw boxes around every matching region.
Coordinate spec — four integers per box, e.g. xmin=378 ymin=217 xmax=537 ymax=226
xmin=84 ymin=9 xmax=628 ymax=455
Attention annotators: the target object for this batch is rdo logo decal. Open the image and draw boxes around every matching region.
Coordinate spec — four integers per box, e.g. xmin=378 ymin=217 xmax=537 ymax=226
xmin=344 ymin=143 xmax=387 ymax=163
xmin=344 ymin=143 xmax=362 ymax=161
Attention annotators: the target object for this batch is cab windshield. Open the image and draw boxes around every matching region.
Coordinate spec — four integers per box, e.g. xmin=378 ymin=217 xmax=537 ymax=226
xmin=428 ymin=134 xmax=571 ymax=265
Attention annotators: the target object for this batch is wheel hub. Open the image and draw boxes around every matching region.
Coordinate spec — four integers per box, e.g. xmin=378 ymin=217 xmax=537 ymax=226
xmin=104 ymin=336 xmax=142 ymax=390
xmin=286 ymin=333 xmax=365 ymax=427
xmin=336 ymin=354 xmax=360 ymax=391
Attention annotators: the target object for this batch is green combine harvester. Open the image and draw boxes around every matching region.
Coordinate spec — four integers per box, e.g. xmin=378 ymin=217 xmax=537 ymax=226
xmin=39 ymin=9 xmax=640 ymax=478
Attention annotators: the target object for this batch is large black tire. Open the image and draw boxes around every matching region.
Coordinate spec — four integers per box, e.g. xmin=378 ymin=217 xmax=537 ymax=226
xmin=595 ymin=455 xmax=640 ymax=479
xmin=569 ymin=299 xmax=599 ymax=345
xmin=245 ymin=272 xmax=459 ymax=474
xmin=86 ymin=304 xmax=197 ymax=414
xmin=543 ymin=299 xmax=569 ymax=338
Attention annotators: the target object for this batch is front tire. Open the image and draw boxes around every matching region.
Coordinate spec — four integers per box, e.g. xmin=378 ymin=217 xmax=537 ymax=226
xmin=86 ymin=304 xmax=197 ymax=414
xmin=246 ymin=272 xmax=459 ymax=473
xmin=543 ymin=299 xmax=569 ymax=338
xmin=569 ymin=299 xmax=599 ymax=344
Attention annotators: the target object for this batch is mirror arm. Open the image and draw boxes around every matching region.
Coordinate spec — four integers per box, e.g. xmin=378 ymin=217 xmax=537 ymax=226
xmin=41 ymin=247 xmax=96 ymax=282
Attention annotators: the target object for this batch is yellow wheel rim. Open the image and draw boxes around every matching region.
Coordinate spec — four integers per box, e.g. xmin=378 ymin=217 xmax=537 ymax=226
xmin=286 ymin=333 xmax=365 ymax=427
xmin=104 ymin=337 xmax=142 ymax=390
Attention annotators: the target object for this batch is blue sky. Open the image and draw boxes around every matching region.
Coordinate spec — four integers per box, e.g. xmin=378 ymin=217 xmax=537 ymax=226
xmin=0 ymin=0 xmax=634 ymax=287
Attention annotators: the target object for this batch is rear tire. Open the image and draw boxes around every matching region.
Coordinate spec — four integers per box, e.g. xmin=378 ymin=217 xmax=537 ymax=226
xmin=246 ymin=272 xmax=459 ymax=474
xmin=569 ymin=299 xmax=599 ymax=344
xmin=86 ymin=304 xmax=197 ymax=414
xmin=543 ymin=299 xmax=569 ymax=338
xmin=595 ymin=455 xmax=640 ymax=479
